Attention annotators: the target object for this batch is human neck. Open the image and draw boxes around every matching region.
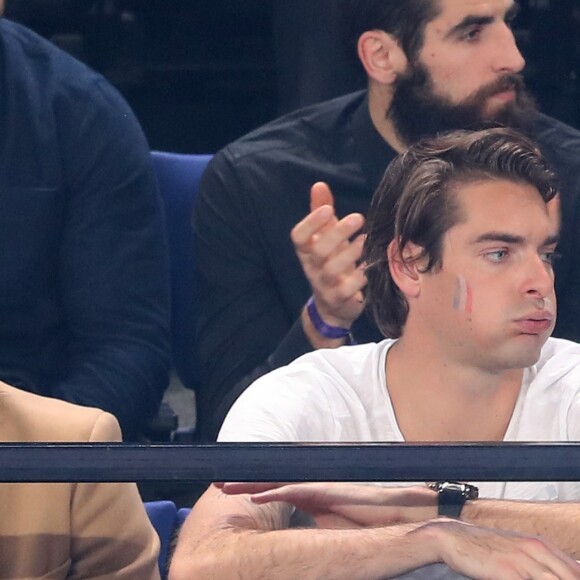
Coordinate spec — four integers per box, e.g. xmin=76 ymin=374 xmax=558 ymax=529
xmin=385 ymin=335 xmax=525 ymax=442
xmin=368 ymin=83 xmax=407 ymax=153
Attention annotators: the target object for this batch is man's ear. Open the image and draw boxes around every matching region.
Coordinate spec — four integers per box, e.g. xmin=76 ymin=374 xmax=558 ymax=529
xmin=357 ymin=30 xmax=408 ymax=85
xmin=387 ymin=239 xmax=423 ymax=298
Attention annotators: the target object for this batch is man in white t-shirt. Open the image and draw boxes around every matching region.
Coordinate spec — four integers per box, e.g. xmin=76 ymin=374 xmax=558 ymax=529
xmin=170 ymin=129 xmax=580 ymax=580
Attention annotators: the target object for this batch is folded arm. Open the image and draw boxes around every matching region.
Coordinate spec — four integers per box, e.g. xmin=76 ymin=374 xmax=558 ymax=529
xmin=462 ymin=498 xmax=580 ymax=559
xmin=169 ymin=484 xmax=580 ymax=580
xmin=224 ymin=482 xmax=580 ymax=559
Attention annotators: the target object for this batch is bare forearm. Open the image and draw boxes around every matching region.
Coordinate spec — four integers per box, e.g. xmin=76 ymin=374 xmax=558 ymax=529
xmin=463 ymin=500 xmax=580 ymax=557
xmin=171 ymin=485 xmax=580 ymax=579
xmin=170 ymin=523 xmax=437 ymax=580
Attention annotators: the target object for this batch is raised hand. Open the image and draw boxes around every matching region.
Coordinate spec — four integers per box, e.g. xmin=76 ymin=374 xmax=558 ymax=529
xmin=291 ymin=182 xmax=367 ymax=343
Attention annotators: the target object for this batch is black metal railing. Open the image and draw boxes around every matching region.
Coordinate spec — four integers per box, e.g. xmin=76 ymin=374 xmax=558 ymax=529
xmin=0 ymin=443 xmax=578 ymax=482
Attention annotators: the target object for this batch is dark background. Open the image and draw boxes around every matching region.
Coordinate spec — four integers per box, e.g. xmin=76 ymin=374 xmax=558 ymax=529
xmin=6 ymin=0 xmax=580 ymax=154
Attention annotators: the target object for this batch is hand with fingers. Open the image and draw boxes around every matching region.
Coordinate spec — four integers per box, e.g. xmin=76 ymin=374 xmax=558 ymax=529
xmin=217 ymin=482 xmax=437 ymax=529
xmin=291 ymin=182 xmax=367 ymax=346
xmin=424 ymin=519 xmax=580 ymax=580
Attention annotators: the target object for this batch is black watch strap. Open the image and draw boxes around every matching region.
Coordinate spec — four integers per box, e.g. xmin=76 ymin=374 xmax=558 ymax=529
xmin=429 ymin=481 xmax=479 ymax=519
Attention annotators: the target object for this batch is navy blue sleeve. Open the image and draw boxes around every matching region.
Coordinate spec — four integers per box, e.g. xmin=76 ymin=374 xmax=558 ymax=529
xmin=52 ymin=77 xmax=171 ymax=437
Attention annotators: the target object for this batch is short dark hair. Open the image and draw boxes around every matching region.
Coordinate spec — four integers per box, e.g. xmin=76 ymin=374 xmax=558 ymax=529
xmin=339 ymin=0 xmax=441 ymax=62
xmin=363 ymin=128 xmax=559 ymax=338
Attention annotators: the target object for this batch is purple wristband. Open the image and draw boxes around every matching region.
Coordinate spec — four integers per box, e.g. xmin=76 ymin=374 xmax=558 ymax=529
xmin=306 ymin=296 xmax=351 ymax=339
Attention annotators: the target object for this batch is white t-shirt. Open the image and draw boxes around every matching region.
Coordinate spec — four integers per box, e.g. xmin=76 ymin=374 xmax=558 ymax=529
xmin=219 ymin=337 xmax=580 ymax=501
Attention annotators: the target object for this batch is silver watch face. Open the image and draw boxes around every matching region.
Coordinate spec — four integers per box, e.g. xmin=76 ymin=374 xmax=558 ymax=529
xmin=442 ymin=482 xmax=466 ymax=493
xmin=429 ymin=481 xmax=479 ymax=500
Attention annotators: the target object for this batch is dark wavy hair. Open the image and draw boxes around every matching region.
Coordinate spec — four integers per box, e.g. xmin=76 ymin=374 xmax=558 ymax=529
xmin=339 ymin=0 xmax=440 ymax=62
xmin=363 ymin=128 xmax=559 ymax=338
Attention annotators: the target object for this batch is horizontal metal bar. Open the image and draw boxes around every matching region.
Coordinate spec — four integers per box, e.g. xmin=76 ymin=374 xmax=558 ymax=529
xmin=0 ymin=443 xmax=578 ymax=482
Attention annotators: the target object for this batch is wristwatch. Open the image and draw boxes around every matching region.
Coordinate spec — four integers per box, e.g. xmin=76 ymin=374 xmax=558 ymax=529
xmin=428 ymin=481 xmax=479 ymax=519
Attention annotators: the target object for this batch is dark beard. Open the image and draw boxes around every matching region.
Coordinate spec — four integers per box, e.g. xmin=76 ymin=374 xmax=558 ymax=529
xmin=388 ymin=62 xmax=538 ymax=146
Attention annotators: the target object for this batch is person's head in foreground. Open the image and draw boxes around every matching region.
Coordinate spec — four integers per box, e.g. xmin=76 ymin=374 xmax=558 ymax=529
xmin=364 ymin=126 xmax=559 ymax=370
xmin=340 ymin=0 xmax=536 ymax=149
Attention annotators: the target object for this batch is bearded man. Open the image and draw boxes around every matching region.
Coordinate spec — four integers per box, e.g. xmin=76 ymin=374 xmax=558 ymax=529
xmin=192 ymin=0 xmax=580 ymax=440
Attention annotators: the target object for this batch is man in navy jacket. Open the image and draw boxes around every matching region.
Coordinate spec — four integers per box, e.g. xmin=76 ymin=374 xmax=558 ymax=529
xmin=0 ymin=7 xmax=170 ymax=438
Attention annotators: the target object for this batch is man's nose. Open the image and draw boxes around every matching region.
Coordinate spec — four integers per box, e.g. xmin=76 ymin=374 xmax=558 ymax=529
xmin=493 ymin=24 xmax=526 ymax=74
xmin=522 ymin=255 xmax=554 ymax=302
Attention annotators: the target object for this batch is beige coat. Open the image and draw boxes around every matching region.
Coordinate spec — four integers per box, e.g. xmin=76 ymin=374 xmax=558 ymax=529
xmin=0 ymin=382 xmax=160 ymax=579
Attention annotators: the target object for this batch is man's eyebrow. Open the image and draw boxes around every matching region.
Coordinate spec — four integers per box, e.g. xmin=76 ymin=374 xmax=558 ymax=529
xmin=444 ymin=2 xmax=520 ymax=40
xmin=444 ymin=15 xmax=494 ymax=39
xmin=541 ymin=234 xmax=560 ymax=247
xmin=472 ymin=232 xmax=560 ymax=246
xmin=472 ymin=232 xmax=525 ymax=245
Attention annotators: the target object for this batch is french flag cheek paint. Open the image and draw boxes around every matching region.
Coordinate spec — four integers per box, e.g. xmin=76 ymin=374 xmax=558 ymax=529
xmin=465 ymin=284 xmax=473 ymax=316
xmin=453 ymin=276 xmax=472 ymax=315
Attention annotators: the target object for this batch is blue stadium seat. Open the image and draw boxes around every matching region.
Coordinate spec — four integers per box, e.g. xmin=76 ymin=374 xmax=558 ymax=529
xmin=151 ymin=152 xmax=212 ymax=437
xmin=176 ymin=506 xmax=192 ymax=528
xmin=144 ymin=500 xmax=178 ymax=576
